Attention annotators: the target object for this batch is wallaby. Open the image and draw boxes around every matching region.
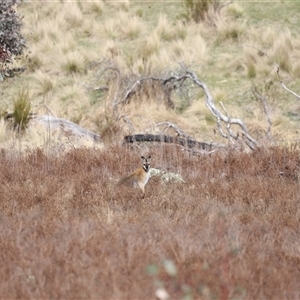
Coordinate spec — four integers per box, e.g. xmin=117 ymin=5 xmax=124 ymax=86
xmin=117 ymin=155 xmax=151 ymax=198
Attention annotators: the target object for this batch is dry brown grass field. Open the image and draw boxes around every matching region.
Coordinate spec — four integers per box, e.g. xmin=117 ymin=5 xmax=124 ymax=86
xmin=1 ymin=144 xmax=300 ymax=299
xmin=2 ymin=1 xmax=300 ymax=299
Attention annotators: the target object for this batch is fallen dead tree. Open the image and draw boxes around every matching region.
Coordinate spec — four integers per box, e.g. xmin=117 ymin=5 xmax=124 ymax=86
xmin=112 ymin=63 xmax=258 ymax=150
xmin=33 ymin=115 xmax=102 ymax=143
xmin=88 ymin=61 xmax=258 ymax=149
xmin=123 ymin=134 xmax=223 ymax=153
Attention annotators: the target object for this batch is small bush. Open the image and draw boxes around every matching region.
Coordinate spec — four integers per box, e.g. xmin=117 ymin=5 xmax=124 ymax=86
xmin=215 ymin=20 xmax=245 ymax=44
xmin=183 ymin=0 xmax=221 ymax=23
xmin=13 ymin=89 xmax=31 ymax=132
xmin=0 ymin=0 xmax=26 ymax=73
xmin=138 ymin=32 xmax=160 ymax=59
xmin=88 ymin=2 xmax=103 ymax=15
xmin=34 ymin=70 xmax=55 ymax=95
xmin=155 ymin=15 xmax=175 ymax=42
xmin=271 ymin=35 xmax=293 ymax=73
xmin=120 ymin=15 xmax=143 ymax=40
xmin=64 ymin=2 xmax=83 ymax=28
xmin=60 ymin=51 xmax=86 ymax=74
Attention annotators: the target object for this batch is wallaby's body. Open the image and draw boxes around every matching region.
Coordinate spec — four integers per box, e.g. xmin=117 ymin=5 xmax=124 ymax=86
xmin=117 ymin=155 xmax=151 ymax=198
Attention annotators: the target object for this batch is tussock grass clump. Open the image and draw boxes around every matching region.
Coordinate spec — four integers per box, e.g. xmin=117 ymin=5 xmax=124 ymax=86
xmin=84 ymin=1 xmax=104 ymax=16
xmin=270 ymin=30 xmax=293 ymax=72
xmin=63 ymin=2 xmax=83 ymax=28
xmin=226 ymin=3 xmax=244 ymax=19
xmin=215 ymin=18 xmax=246 ymax=44
xmin=13 ymin=89 xmax=31 ymax=132
xmin=155 ymin=14 xmax=175 ymax=42
xmin=173 ymin=21 xmax=188 ymax=41
xmin=118 ymin=12 xmax=144 ymax=40
xmin=190 ymin=34 xmax=207 ymax=62
xmin=172 ymin=39 xmax=186 ymax=58
xmin=33 ymin=70 xmax=55 ymax=96
xmin=183 ymin=0 xmax=221 ymax=23
xmin=59 ymin=51 xmax=86 ymax=74
xmin=139 ymin=32 xmax=161 ymax=59
xmin=102 ymin=19 xmax=120 ymax=40
xmin=1 ymin=145 xmax=300 ymax=298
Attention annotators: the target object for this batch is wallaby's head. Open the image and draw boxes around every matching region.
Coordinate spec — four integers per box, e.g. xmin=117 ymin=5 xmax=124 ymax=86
xmin=141 ymin=155 xmax=151 ymax=172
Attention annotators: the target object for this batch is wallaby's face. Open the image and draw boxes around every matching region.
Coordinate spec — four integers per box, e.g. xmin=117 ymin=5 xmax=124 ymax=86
xmin=141 ymin=155 xmax=151 ymax=173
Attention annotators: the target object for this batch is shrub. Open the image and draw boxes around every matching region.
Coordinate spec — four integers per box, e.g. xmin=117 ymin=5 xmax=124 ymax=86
xmin=34 ymin=70 xmax=55 ymax=95
xmin=183 ymin=0 xmax=221 ymax=23
xmin=13 ymin=89 xmax=31 ymax=132
xmin=60 ymin=51 xmax=86 ymax=74
xmin=0 ymin=0 xmax=26 ymax=76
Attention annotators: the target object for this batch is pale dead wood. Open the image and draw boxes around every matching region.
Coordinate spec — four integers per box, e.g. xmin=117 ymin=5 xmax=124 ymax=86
xmin=88 ymin=60 xmax=257 ymax=149
xmin=219 ymin=101 xmax=238 ymax=144
xmin=156 ymin=121 xmax=189 ymax=138
xmin=34 ymin=115 xmax=102 ymax=143
xmin=275 ymin=64 xmax=300 ymax=100
xmin=115 ymin=64 xmax=257 ymax=149
xmin=115 ymin=75 xmax=175 ymax=110
xmin=179 ymin=64 xmax=257 ymax=149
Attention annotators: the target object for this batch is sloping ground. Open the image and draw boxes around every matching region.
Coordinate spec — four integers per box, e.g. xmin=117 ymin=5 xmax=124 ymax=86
xmin=0 ymin=145 xmax=300 ymax=298
xmin=1 ymin=3 xmax=300 ymax=299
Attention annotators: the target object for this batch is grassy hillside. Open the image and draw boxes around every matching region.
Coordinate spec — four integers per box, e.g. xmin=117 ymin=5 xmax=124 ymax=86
xmin=1 ymin=0 xmax=300 ymax=148
xmin=2 ymin=2 xmax=300 ymax=299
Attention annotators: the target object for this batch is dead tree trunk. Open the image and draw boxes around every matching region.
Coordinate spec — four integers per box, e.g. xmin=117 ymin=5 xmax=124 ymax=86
xmin=124 ymin=134 xmax=223 ymax=152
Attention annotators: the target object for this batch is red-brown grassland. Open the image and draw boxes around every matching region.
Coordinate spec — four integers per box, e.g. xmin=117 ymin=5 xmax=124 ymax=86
xmin=1 ymin=143 xmax=300 ymax=299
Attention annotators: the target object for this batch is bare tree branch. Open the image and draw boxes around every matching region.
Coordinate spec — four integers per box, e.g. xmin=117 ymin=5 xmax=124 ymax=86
xmin=275 ymin=64 xmax=300 ymax=100
xmin=156 ymin=121 xmax=189 ymax=138
xmin=118 ymin=114 xmax=135 ymax=134
xmin=179 ymin=64 xmax=257 ymax=149
xmin=219 ymin=101 xmax=238 ymax=143
xmin=88 ymin=60 xmax=257 ymax=150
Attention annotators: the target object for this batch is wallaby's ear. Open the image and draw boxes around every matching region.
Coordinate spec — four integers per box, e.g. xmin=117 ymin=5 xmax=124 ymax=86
xmin=147 ymin=155 xmax=151 ymax=160
xmin=141 ymin=156 xmax=145 ymax=160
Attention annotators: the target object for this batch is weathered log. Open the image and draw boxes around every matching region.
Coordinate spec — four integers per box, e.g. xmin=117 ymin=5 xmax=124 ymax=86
xmin=124 ymin=134 xmax=223 ymax=151
xmin=34 ymin=115 xmax=102 ymax=143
